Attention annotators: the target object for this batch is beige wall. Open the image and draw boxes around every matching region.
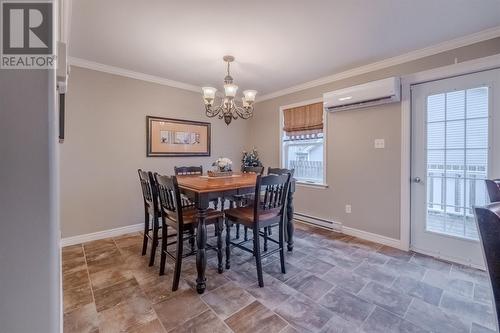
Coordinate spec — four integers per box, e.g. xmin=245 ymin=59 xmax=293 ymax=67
xmin=61 ymin=67 xmax=250 ymax=237
xmin=249 ymin=37 xmax=500 ymax=240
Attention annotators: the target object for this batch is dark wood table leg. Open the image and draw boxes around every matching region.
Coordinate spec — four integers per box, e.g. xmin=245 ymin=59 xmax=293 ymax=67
xmin=286 ymin=184 xmax=295 ymax=252
xmin=195 ymin=196 xmax=209 ymax=294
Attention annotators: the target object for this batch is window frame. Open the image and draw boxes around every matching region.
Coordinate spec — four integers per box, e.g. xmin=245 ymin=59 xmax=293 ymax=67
xmin=279 ymin=97 xmax=328 ymax=188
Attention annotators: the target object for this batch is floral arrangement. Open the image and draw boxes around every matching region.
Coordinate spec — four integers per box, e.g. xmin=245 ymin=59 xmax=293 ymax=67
xmin=212 ymin=157 xmax=233 ymax=172
xmin=241 ymin=147 xmax=262 ymax=168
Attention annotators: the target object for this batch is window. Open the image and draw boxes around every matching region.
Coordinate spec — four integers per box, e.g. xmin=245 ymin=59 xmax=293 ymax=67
xmin=280 ymin=101 xmax=326 ymax=185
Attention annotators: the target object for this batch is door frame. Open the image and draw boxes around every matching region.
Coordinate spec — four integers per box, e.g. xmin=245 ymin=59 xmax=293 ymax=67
xmin=400 ymin=54 xmax=500 ymax=253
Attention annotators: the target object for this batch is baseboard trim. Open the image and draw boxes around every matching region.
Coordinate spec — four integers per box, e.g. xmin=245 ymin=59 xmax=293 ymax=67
xmin=62 ymin=215 xmax=403 ymax=251
xmin=61 ymin=223 xmax=143 ymax=247
xmin=342 ymin=226 xmax=403 ymax=250
xmin=294 ymin=212 xmax=403 ymax=250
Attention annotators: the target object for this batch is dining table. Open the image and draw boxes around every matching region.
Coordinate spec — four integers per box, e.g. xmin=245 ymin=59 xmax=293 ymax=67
xmin=177 ymin=172 xmax=296 ymax=294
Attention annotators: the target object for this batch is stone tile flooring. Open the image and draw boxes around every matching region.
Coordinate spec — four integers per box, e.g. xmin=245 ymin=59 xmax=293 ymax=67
xmin=62 ymin=222 xmax=497 ymax=333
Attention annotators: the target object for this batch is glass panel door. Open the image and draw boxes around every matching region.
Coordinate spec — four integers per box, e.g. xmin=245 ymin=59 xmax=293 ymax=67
xmin=425 ymin=87 xmax=489 ymax=240
xmin=411 ymin=68 xmax=499 ymax=267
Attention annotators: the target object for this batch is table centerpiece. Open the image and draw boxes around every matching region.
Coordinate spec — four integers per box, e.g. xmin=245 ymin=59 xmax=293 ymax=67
xmin=208 ymin=157 xmax=233 ymax=177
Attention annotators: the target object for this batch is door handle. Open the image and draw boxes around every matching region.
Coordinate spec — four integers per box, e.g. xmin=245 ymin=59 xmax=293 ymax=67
xmin=413 ymin=177 xmax=421 ymax=183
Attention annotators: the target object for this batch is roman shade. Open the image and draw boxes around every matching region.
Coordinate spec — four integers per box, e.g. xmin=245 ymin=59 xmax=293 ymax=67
xmin=283 ymin=102 xmax=324 ymax=136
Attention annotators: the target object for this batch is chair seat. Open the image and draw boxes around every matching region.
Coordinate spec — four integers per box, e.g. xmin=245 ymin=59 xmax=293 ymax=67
xmin=164 ymin=208 xmax=222 ymax=229
xmin=225 ymin=206 xmax=280 ymax=226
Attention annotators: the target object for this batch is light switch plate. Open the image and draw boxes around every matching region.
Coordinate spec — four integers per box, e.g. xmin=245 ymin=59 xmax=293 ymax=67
xmin=345 ymin=204 xmax=352 ymax=214
xmin=374 ymin=139 xmax=385 ymax=149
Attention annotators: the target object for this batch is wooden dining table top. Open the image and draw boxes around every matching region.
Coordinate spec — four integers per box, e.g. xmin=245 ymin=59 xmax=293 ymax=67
xmin=176 ymin=173 xmax=258 ymax=193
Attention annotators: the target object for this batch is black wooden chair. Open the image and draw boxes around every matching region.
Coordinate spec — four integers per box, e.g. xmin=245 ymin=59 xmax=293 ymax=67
xmin=268 ymin=167 xmax=295 ymax=178
xmin=174 ymin=166 xmax=204 ymax=175
xmin=242 ymin=166 xmax=265 ymax=174
xmin=225 ymin=173 xmax=291 ymax=287
xmin=486 ymin=179 xmax=500 ymax=203
xmin=232 ymin=165 xmax=265 ymax=241
xmin=138 ymin=169 xmax=163 ymax=266
xmin=155 ymin=173 xmax=224 ymax=291
xmin=174 ymin=165 xmax=219 ymax=210
xmin=474 ymin=202 xmax=500 ymax=332
xmin=265 ymin=168 xmax=295 ymax=239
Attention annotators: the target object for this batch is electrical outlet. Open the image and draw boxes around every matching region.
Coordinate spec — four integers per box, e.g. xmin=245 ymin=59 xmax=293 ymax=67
xmin=374 ymin=139 xmax=385 ymax=149
xmin=345 ymin=204 xmax=352 ymax=214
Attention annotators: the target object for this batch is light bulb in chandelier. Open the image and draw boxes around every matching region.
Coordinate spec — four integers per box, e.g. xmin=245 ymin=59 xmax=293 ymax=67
xmin=202 ymin=87 xmax=217 ymax=105
xmin=224 ymin=84 xmax=238 ymax=98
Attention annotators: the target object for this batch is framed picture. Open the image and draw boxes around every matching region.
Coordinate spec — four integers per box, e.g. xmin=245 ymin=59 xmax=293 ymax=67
xmin=146 ymin=116 xmax=211 ymax=157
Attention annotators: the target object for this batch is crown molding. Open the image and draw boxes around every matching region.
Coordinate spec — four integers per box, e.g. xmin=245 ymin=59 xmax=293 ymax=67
xmin=68 ymin=57 xmax=201 ymax=93
xmin=257 ymin=26 xmax=500 ymax=102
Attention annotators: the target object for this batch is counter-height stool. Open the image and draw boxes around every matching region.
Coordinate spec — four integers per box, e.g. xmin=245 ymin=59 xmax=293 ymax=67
xmin=233 ymin=165 xmax=265 ymax=240
xmin=265 ymin=167 xmax=295 ymax=243
xmin=138 ymin=169 xmax=163 ymax=266
xmin=224 ymin=173 xmax=291 ymax=287
xmin=155 ymin=173 xmax=224 ymax=291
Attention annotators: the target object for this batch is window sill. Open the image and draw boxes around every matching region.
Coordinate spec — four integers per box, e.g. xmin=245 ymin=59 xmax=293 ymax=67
xmin=295 ymin=181 xmax=329 ymax=189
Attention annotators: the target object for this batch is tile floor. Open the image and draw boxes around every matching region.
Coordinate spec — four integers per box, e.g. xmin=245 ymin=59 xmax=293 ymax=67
xmin=62 ymin=222 xmax=497 ymax=333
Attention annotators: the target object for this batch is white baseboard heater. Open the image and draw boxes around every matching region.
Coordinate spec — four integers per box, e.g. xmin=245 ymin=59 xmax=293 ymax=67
xmin=294 ymin=212 xmax=342 ymax=231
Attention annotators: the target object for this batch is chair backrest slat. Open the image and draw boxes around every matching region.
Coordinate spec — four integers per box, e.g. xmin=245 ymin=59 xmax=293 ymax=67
xmin=253 ymin=174 xmax=291 ymax=222
xmin=266 ymin=167 xmax=294 ymax=210
xmin=174 ymin=166 xmax=203 ymax=176
xmin=138 ymin=169 xmax=158 ymax=211
xmin=154 ymin=173 xmax=185 ymax=226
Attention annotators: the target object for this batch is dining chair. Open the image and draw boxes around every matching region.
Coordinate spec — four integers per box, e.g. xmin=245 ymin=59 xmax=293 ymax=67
xmin=224 ymin=173 xmax=291 ymax=287
xmin=174 ymin=165 xmax=203 ymax=175
xmin=242 ymin=165 xmax=265 ymax=174
xmin=174 ymin=165 xmax=219 ymax=210
xmin=138 ymin=169 xmax=162 ymax=266
xmin=155 ymin=173 xmax=224 ymax=291
xmin=265 ymin=167 xmax=295 ymax=239
xmin=233 ymin=165 xmax=265 ymax=241
xmin=268 ymin=167 xmax=295 ymax=177
xmin=486 ymin=179 xmax=500 ymax=203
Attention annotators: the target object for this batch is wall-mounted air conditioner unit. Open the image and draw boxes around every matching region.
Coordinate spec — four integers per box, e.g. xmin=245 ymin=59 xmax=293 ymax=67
xmin=323 ymin=77 xmax=400 ymax=112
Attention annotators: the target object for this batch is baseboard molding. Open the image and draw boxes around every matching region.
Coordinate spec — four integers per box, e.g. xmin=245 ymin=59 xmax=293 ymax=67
xmin=341 ymin=226 xmax=403 ymax=250
xmin=61 ymin=223 xmax=143 ymax=247
xmin=294 ymin=212 xmax=404 ymax=250
xmin=62 ymin=215 xmax=403 ymax=251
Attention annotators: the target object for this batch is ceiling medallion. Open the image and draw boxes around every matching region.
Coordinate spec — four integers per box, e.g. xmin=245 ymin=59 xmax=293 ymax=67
xmin=202 ymin=55 xmax=257 ymax=125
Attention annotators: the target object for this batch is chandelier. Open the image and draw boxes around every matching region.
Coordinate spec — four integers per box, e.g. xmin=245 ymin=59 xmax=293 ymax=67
xmin=202 ymin=55 xmax=257 ymax=125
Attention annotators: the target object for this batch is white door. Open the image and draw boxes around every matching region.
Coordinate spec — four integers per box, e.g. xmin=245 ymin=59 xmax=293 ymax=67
xmin=411 ymin=69 xmax=500 ymax=267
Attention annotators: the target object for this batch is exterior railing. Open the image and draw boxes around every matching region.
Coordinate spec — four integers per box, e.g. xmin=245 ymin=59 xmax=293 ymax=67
xmin=427 ymin=167 xmax=487 ymax=216
xmin=289 ymin=160 xmax=323 ymax=181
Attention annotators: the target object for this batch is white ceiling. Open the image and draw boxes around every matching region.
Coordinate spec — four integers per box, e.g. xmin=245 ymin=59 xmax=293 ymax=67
xmin=69 ymin=0 xmax=500 ymax=96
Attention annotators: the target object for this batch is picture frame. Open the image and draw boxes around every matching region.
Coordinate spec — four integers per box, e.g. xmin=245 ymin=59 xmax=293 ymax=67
xmin=146 ymin=116 xmax=211 ymax=157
